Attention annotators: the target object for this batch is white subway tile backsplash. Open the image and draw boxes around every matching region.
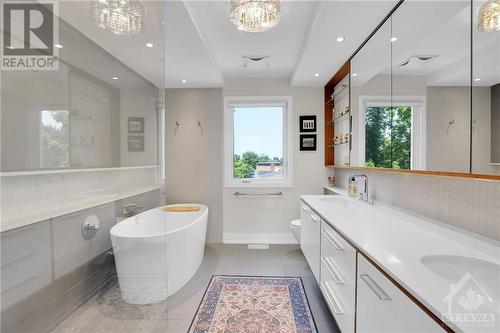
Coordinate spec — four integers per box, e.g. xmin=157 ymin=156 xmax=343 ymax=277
xmin=333 ymin=169 xmax=500 ymax=241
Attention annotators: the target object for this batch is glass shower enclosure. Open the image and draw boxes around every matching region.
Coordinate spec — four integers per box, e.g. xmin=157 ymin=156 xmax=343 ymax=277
xmin=1 ymin=1 xmax=168 ymax=332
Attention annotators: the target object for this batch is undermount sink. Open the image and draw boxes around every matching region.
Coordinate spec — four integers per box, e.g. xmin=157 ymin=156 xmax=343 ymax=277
xmin=421 ymin=255 xmax=500 ymax=300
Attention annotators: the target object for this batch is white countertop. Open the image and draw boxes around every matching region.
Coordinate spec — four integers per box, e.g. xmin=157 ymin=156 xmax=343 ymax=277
xmin=301 ymin=189 xmax=500 ymax=333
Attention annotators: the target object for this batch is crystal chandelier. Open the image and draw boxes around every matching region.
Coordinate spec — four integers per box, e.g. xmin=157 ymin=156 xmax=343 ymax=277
xmin=230 ymin=0 xmax=281 ymax=32
xmin=478 ymin=0 xmax=500 ymax=32
xmin=94 ymin=0 xmax=145 ymax=36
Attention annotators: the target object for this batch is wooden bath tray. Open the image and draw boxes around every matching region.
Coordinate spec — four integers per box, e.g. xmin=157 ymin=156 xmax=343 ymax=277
xmin=162 ymin=206 xmax=200 ymax=212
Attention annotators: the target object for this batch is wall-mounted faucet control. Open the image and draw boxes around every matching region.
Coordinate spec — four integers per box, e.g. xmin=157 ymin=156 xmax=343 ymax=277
xmin=121 ymin=203 xmax=144 ymax=217
xmin=82 ymin=215 xmax=100 ymax=239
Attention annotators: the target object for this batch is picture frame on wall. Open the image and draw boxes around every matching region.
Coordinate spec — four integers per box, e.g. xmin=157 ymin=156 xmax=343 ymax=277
xmin=300 ymin=134 xmax=317 ymax=151
xmin=299 ymin=115 xmax=316 ymax=132
xmin=128 ymin=117 xmax=145 ymax=134
xmin=128 ymin=135 xmax=144 ymax=152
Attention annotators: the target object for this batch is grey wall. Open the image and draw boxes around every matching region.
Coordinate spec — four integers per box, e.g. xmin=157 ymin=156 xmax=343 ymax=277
xmin=491 ymin=84 xmax=500 ymax=163
xmin=165 ymin=88 xmax=224 ymax=244
xmin=426 ymin=87 xmax=471 ymax=173
xmin=472 ymin=87 xmax=496 ymax=174
xmin=165 ymin=80 xmax=326 ymax=244
xmin=222 ymin=78 xmax=326 ymax=243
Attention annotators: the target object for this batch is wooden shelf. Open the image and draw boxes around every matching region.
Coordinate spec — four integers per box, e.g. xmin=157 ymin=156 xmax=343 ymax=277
xmin=324 ymin=61 xmax=350 ymax=166
xmin=328 ymin=164 xmax=500 ymax=181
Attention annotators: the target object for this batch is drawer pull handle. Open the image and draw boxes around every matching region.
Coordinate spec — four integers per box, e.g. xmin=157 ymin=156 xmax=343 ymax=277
xmin=321 ymin=281 xmax=344 ymax=315
xmin=360 ymin=273 xmax=391 ymax=301
xmin=321 ymin=257 xmax=344 ymax=284
xmin=322 ymin=230 xmax=345 ymax=251
xmin=308 ymin=214 xmax=320 ymax=222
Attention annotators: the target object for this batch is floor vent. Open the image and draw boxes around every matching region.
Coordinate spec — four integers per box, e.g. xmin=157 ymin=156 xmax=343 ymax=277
xmin=247 ymin=244 xmax=269 ymax=250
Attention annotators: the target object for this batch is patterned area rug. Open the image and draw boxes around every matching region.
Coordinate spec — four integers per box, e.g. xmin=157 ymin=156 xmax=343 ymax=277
xmin=188 ymin=275 xmax=318 ymax=333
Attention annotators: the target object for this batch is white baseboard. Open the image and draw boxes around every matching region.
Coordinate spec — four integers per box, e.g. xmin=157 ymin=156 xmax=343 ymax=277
xmin=223 ymin=232 xmax=298 ymax=245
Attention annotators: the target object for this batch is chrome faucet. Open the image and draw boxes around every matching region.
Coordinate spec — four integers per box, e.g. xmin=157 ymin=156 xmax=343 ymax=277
xmin=121 ymin=203 xmax=144 ymax=217
xmin=348 ymin=174 xmax=371 ymax=203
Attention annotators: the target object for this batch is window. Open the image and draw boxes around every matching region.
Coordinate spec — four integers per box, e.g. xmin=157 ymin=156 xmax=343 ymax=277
xmin=40 ymin=110 xmax=70 ymax=168
xmin=224 ymin=97 xmax=292 ymax=187
xmin=359 ymin=96 xmax=426 ymax=170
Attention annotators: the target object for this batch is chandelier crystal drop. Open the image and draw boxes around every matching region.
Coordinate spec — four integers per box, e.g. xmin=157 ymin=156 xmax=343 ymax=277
xmin=478 ymin=0 xmax=500 ymax=32
xmin=230 ymin=0 xmax=281 ymax=33
xmin=94 ymin=0 xmax=145 ymax=36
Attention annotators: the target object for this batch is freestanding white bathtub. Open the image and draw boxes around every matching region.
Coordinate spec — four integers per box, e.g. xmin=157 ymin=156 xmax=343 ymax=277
xmin=110 ymin=204 xmax=208 ymax=304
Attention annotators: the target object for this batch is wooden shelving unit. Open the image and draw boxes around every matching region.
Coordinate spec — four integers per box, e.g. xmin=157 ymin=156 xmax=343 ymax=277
xmin=324 ymin=61 xmax=350 ymax=166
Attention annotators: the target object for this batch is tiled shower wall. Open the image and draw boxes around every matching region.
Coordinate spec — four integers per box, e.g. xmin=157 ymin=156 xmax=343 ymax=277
xmin=1 ymin=166 xmax=162 ymax=231
xmin=333 ymin=169 xmax=500 ymax=241
xmin=0 ymin=189 xmax=160 ymax=333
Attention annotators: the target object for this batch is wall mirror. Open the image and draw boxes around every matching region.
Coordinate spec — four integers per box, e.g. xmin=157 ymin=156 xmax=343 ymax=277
xmin=350 ymin=17 xmax=392 ymax=168
xmin=471 ymin=0 xmax=500 ymax=176
xmin=1 ymin=11 xmax=164 ymax=172
xmin=349 ymin=0 xmax=473 ymax=174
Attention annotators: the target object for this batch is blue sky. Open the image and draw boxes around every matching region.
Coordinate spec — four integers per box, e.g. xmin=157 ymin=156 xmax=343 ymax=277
xmin=233 ymin=107 xmax=283 ymax=158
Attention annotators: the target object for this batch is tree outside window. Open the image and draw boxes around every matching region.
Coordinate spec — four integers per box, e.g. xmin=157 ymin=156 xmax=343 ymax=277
xmin=365 ymin=106 xmax=411 ymax=169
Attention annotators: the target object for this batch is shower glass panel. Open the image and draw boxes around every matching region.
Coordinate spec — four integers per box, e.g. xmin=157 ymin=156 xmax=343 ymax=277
xmin=1 ymin=1 xmax=167 ymax=332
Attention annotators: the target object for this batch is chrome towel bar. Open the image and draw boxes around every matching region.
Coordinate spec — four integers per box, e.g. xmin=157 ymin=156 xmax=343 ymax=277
xmin=234 ymin=191 xmax=284 ymax=196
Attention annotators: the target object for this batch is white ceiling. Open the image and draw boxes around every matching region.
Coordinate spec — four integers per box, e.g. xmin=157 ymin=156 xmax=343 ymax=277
xmin=59 ymin=0 xmax=166 ymax=88
xmin=58 ymin=0 xmax=398 ymax=88
xmin=172 ymin=0 xmax=398 ymax=88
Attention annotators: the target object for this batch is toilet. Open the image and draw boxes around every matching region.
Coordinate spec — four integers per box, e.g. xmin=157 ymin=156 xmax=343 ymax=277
xmin=290 ymin=219 xmax=301 ymax=243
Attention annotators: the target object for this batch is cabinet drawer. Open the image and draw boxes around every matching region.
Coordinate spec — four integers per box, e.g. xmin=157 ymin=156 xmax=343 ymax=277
xmin=321 ymin=280 xmax=354 ymax=333
xmin=321 ymin=221 xmax=356 ymax=279
xmin=357 ymin=254 xmax=445 ymax=332
xmin=320 ymin=258 xmax=355 ymax=333
xmin=320 ymin=221 xmax=356 ymax=333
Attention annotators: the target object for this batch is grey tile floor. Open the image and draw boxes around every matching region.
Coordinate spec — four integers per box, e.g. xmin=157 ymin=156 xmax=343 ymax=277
xmin=51 ymin=244 xmax=339 ymax=333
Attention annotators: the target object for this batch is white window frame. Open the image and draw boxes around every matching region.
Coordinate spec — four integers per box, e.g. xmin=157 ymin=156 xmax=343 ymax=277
xmin=358 ymin=95 xmax=427 ymax=170
xmin=224 ymin=96 xmax=293 ymax=188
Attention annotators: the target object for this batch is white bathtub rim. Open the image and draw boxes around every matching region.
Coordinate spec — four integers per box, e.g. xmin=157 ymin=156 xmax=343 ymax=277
xmin=110 ymin=204 xmax=208 ymax=239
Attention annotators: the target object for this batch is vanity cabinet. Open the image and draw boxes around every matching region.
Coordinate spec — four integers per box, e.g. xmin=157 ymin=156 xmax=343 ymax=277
xmin=320 ymin=221 xmax=356 ymax=333
xmin=300 ymin=201 xmax=320 ymax=283
xmin=356 ymin=254 xmax=445 ymax=333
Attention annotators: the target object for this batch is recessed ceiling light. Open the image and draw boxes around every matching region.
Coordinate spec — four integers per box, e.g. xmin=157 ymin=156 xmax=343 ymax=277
xmin=390 ymin=37 xmax=398 ymax=42
xmin=145 ymin=42 xmax=154 ymax=48
xmin=180 ymin=79 xmax=187 ymax=83
xmin=352 ymin=73 xmax=358 ymax=77
xmin=314 ymin=73 xmax=320 ymax=77
xmin=112 ymin=76 xmax=119 ymax=80
xmin=54 ymin=43 xmax=63 ymax=49
xmin=474 ymin=78 xmax=481 ymax=82
xmin=336 ymin=36 xmax=346 ymax=42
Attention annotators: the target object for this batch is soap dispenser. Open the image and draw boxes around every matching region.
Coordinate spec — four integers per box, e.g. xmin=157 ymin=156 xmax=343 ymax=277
xmin=348 ymin=178 xmax=357 ymax=197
